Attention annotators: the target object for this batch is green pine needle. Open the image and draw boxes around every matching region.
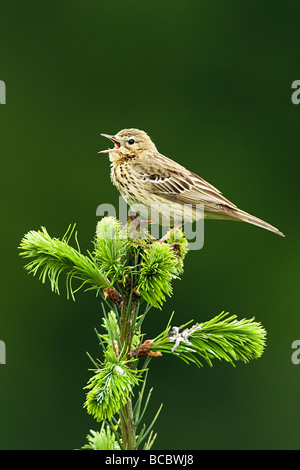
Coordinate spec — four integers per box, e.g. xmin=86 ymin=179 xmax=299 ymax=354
xmin=165 ymin=228 xmax=189 ymax=274
xmin=151 ymin=312 xmax=267 ymax=367
xmin=84 ymin=351 xmax=143 ymax=421
xmin=18 ymin=225 xmax=110 ymax=300
xmin=94 ymin=217 xmax=128 ymax=282
xmin=138 ymin=243 xmax=179 ymax=309
xmin=19 ymin=217 xmax=268 ymax=450
xmin=82 ymin=425 xmax=121 ymax=450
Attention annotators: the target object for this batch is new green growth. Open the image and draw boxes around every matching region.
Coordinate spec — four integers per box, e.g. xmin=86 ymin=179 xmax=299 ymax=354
xmin=19 ymin=216 xmax=266 ymax=450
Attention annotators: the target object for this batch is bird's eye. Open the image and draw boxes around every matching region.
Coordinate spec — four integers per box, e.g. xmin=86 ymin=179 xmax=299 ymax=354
xmin=128 ymin=138 xmax=135 ymax=145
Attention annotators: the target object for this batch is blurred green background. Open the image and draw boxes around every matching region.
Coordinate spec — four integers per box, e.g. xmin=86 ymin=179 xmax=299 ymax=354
xmin=0 ymin=0 xmax=299 ymax=450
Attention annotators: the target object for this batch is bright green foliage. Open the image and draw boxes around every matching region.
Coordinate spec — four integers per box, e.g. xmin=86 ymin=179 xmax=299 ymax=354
xmin=165 ymin=228 xmax=189 ymax=274
xmin=18 ymin=218 xmax=184 ymax=309
xmin=138 ymin=243 xmax=178 ymax=309
xmin=137 ymin=228 xmax=188 ymax=308
xmin=99 ymin=309 xmax=121 ymax=351
xmin=84 ymin=351 xmax=142 ymax=421
xmin=19 ymin=225 xmax=110 ymax=299
xmin=82 ymin=425 xmax=121 ymax=450
xmin=94 ymin=217 xmax=128 ymax=282
xmin=18 ymin=216 xmax=268 ymax=450
xmin=151 ymin=312 xmax=267 ymax=367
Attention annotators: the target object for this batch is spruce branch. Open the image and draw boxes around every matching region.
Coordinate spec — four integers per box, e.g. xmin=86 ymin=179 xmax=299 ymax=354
xmin=82 ymin=425 xmax=121 ymax=450
xmin=94 ymin=217 xmax=128 ymax=283
xmin=165 ymin=227 xmax=189 ymax=274
xmin=18 ymin=217 xmax=268 ymax=450
xmin=84 ymin=350 xmax=143 ymax=421
xmin=18 ymin=225 xmax=110 ymax=299
xmin=138 ymin=243 xmax=179 ymax=309
xmin=149 ymin=312 xmax=267 ymax=367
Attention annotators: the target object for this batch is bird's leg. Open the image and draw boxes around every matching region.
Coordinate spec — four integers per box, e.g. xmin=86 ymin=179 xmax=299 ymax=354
xmin=122 ymin=211 xmax=152 ymax=233
xmin=159 ymin=223 xmax=183 ymax=244
xmin=123 ymin=211 xmax=154 ymax=247
xmin=133 ymin=223 xmax=183 ymax=246
xmin=121 ymin=211 xmax=136 ymax=232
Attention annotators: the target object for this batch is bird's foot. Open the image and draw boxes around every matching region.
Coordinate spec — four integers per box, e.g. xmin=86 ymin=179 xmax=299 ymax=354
xmin=122 ymin=211 xmax=152 ymax=234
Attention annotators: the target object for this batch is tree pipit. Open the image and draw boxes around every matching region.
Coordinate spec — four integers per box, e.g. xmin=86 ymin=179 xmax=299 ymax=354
xmin=99 ymin=129 xmax=284 ymax=238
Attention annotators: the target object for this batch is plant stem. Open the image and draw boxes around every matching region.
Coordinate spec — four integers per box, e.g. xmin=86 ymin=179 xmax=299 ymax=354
xmin=120 ymin=398 xmax=136 ymax=450
xmin=119 ymin=284 xmax=139 ymax=450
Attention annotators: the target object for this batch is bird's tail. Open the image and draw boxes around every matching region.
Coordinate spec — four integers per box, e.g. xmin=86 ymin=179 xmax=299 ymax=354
xmin=232 ymin=208 xmax=285 ymax=237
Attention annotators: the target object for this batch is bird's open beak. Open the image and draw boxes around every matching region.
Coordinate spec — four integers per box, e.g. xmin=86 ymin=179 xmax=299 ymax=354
xmin=98 ymin=134 xmax=121 ymax=154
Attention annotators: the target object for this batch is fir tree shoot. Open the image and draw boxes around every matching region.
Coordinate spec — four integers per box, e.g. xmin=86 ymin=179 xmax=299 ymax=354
xmin=18 ymin=216 xmax=267 ymax=450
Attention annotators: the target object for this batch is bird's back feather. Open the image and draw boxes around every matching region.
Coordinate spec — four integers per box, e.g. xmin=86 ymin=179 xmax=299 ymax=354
xmin=129 ymin=152 xmax=284 ymax=236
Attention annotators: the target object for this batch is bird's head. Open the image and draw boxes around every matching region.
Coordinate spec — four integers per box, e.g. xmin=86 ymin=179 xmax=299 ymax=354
xmin=99 ymin=128 xmax=157 ymax=162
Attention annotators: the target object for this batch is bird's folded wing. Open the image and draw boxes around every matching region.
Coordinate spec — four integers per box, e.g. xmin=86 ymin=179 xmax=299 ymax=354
xmin=133 ymin=154 xmax=237 ymax=211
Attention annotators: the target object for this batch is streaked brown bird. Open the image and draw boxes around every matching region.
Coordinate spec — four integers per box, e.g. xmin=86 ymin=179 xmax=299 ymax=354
xmin=99 ymin=128 xmax=284 ymax=237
